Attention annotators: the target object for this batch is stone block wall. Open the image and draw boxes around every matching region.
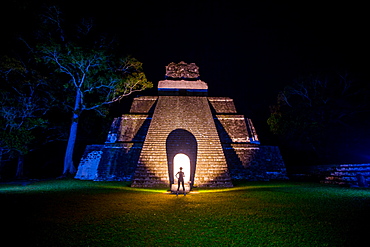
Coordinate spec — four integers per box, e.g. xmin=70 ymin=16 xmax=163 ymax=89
xmin=226 ymin=145 xmax=288 ymax=181
xmin=129 ymin=96 xmax=157 ymax=113
xmin=116 ymin=115 xmax=151 ymax=142
xmin=75 ymin=145 xmax=104 ymax=180
xmin=215 ymin=115 xmax=250 ymax=143
xmin=322 ymin=164 xmax=370 ymax=187
xmin=288 ymin=164 xmax=370 ymax=187
xmin=95 ymin=143 xmax=143 ymax=181
xmin=75 ymin=143 xmax=144 ymax=181
xmin=208 ymin=97 xmax=237 ymax=113
xmin=76 ymin=97 xmax=155 ymax=181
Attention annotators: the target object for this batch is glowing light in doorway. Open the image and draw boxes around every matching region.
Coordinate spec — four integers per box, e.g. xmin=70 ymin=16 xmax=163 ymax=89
xmin=173 ymin=153 xmax=190 ymax=183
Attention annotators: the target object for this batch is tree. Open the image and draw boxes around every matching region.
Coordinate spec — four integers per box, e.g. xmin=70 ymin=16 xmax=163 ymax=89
xmin=0 ymin=56 xmax=53 ymax=178
xmin=267 ymin=73 xmax=369 ymax=165
xmin=33 ymin=6 xmax=152 ymax=176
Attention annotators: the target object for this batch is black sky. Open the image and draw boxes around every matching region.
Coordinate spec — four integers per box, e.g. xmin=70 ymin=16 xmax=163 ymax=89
xmin=2 ymin=0 xmax=369 ymax=143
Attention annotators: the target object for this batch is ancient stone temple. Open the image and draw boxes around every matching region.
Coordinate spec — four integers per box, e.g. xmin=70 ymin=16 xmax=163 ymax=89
xmin=75 ymin=62 xmax=288 ymax=189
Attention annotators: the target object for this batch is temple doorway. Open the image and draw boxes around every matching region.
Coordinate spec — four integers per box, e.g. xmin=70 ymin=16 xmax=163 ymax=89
xmin=166 ymin=129 xmax=197 ymax=191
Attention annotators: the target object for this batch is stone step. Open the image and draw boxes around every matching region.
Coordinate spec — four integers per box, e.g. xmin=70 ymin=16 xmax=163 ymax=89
xmin=134 ymin=169 xmax=168 ymax=174
xmin=138 ymin=157 xmax=227 ymax=161
xmin=322 ymin=164 xmax=370 ymax=186
xmin=134 ymin=174 xmax=168 ymax=177
xmin=133 ymin=175 xmax=169 ymax=180
xmin=195 ymin=170 xmax=230 ymax=174
xmin=140 ymin=144 xmax=224 ymax=150
xmin=330 ymin=171 xmax=370 ymax=176
xmin=195 ymin=182 xmax=234 ymax=187
xmin=141 ymin=133 xmax=222 ymax=137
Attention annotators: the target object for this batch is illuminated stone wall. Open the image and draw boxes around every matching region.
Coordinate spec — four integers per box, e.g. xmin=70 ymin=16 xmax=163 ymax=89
xmin=131 ymin=96 xmax=233 ymax=187
xmin=75 ymin=93 xmax=288 ymax=185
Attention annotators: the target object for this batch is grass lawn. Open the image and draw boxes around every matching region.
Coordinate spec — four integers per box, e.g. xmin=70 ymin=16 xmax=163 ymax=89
xmin=1 ymin=179 xmax=369 ymax=246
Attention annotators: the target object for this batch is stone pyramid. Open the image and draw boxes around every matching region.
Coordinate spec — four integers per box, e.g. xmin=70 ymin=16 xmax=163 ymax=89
xmin=75 ymin=62 xmax=288 ymax=188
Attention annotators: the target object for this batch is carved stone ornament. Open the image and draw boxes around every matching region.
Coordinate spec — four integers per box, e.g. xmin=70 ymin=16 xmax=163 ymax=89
xmin=165 ymin=61 xmax=200 ymax=79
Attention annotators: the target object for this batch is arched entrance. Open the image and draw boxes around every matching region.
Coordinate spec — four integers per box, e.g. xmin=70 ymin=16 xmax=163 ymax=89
xmin=166 ymin=129 xmax=197 ymax=191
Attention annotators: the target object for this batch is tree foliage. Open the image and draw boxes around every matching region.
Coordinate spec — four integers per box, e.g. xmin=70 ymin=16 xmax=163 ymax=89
xmin=32 ymin=6 xmax=152 ymax=175
xmin=36 ymin=44 xmax=151 ymax=112
xmin=0 ymin=5 xmax=152 ymax=178
xmin=267 ymin=73 xmax=369 ymax=165
xmin=0 ymin=55 xmax=54 ymax=178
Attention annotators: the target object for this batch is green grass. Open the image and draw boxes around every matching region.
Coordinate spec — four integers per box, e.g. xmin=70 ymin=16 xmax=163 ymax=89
xmin=1 ymin=179 xmax=369 ymax=246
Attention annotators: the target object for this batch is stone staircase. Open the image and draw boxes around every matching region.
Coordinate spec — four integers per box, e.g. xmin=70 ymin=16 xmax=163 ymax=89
xmin=322 ymin=164 xmax=370 ymax=186
xmin=131 ymin=96 xmax=233 ymax=188
xmin=193 ymin=137 xmax=232 ymax=187
xmin=132 ymin=128 xmax=171 ymax=187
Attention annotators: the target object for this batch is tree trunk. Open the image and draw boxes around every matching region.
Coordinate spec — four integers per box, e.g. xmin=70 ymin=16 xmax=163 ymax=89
xmin=16 ymin=154 xmax=24 ymax=179
xmin=63 ymin=116 xmax=78 ymax=176
xmin=63 ymin=89 xmax=82 ymax=176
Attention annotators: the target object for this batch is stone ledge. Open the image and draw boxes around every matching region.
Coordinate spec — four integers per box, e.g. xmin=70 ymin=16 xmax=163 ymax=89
xmin=158 ymin=80 xmax=208 ymax=90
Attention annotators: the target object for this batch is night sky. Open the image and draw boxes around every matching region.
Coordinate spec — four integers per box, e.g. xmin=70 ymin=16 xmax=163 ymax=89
xmin=2 ymin=1 xmax=369 ymax=144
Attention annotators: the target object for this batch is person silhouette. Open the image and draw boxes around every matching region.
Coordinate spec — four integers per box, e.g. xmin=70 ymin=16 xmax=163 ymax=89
xmin=175 ymin=167 xmax=186 ymax=195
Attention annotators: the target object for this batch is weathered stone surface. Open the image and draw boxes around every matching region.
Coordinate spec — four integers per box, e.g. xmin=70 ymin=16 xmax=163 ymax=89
xmin=117 ymin=115 xmax=151 ymax=142
xmin=289 ymin=164 xmax=370 ymax=186
xmin=75 ymin=145 xmax=104 ymax=180
xmin=158 ymin=80 xmax=208 ymax=90
xmin=215 ymin=115 xmax=250 ymax=143
xmin=129 ymin=96 xmax=157 ymax=113
xmin=224 ymin=145 xmax=288 ymax=180
xmin=321 ymin=164 xmax=370 ymax=187
xmin=208 ymin=97 xmax=237 ymax=113
xmin=356 ymin=174 xmax=368 ymax=187
xmin=165 ymin=61 xmax=200 ymax=79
